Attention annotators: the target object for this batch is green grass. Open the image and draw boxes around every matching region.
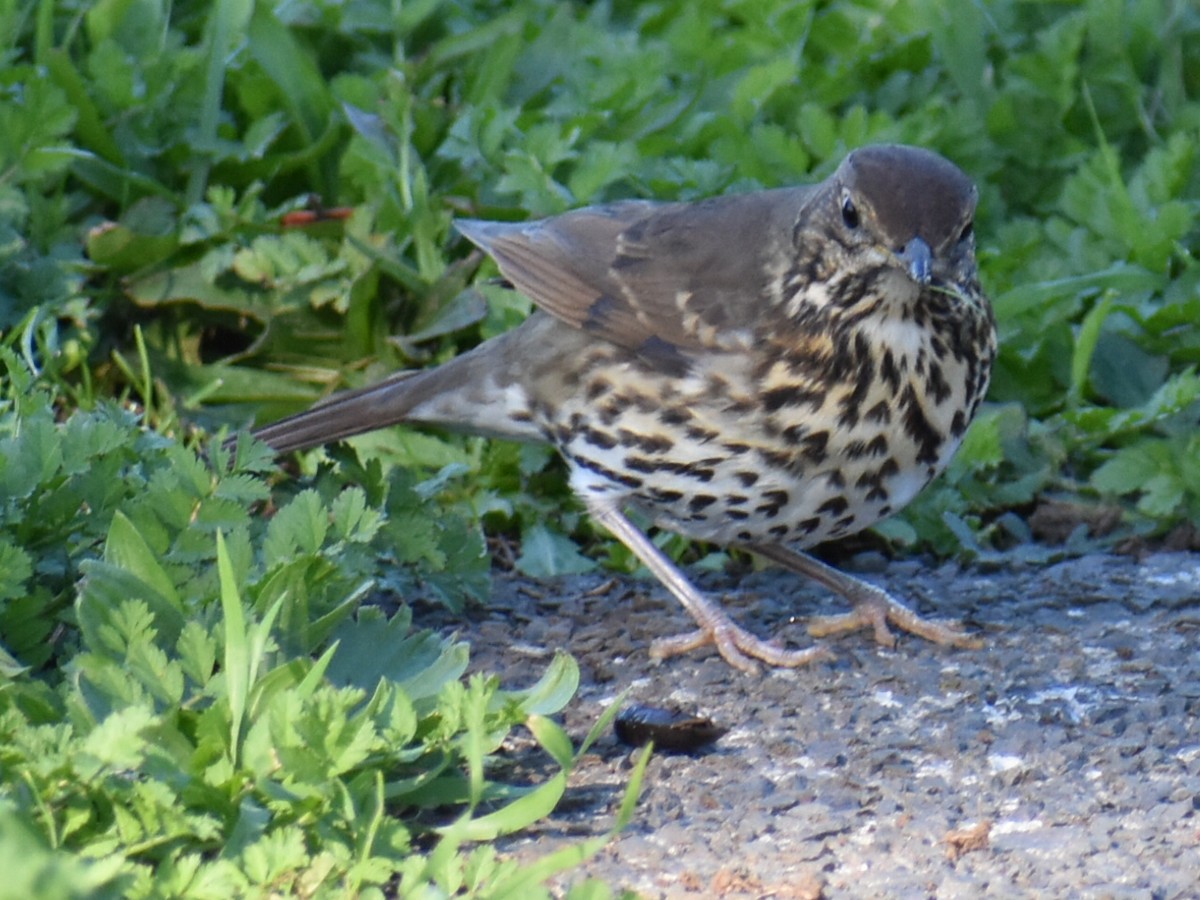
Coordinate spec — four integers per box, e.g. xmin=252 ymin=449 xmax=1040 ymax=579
xmin=1 ymin=0 xmax=1198 ymax=894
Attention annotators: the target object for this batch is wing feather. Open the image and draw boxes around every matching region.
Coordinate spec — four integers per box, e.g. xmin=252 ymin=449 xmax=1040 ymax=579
xmin=456 ymin=186 xmax=815 ymax=370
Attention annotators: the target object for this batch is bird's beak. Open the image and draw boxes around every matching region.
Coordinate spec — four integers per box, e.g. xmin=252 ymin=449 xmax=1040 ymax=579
xmin=898 ymin=236 xmax=932 ymax=285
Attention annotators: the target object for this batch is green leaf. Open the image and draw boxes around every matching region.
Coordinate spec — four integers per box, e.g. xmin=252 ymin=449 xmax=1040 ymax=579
xmin=1089 ymin=331 xmax=1169 ymax=409
xmin=516 ymin=524 xmax=596 ymax=577
xmin=326 ymin=608 xmax=469 ymax=702
xmin=1070 ymin=293 xmax=1114 ymax=406
xmin=77 ymin=562 xmax=189 ymax=659
xmin=78 ymin=704 xmax=156 ymax=777
xmin=510 ymin=652 xmax=580 ymax=717
xmin=526 ymin=715 xmax=573 ymax=770
xmin=576 ymin=689 xmax=630 ymax=758
xmin=104 ymin=510 xmax=182 ymax=611
xmin=177 ymin=620 xmax=218 ymax=687
xmin=84 ymin=197 xmax=180 ymax=272
xmin=264 ymin=489 xmax=329 ymax=561
xmin=0 ymin=802 xmax=125 ymax=898
xmin=445 ymin=773 xmax=568 ymax=843
xmin=217 ymin=530 xmax=250 ymax=762
xmin=0 ymin=539 xmax=32 ymax=603
xmin=993 ymin=265 xmax=1164 ymax=321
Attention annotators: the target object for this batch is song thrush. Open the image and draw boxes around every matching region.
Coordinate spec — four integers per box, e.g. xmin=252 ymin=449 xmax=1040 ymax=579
xmin=247 ymin=143 xmax=996 ymax=674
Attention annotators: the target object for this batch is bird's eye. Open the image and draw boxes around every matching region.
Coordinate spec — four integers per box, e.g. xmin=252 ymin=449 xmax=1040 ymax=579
xmin=841 ymin=195 xmax=860 ymax=230
xmin=959 ymin=220 xmax=974 ymax=242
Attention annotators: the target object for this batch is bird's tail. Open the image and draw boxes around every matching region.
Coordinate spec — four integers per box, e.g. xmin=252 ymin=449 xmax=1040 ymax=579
xmin=246 ymin=369 xmax=426 ymax=454
xmin=236 ymin=315 xmax=555 ymax=456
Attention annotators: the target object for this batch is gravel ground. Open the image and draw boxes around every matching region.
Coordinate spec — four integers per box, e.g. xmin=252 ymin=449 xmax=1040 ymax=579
xmin=428 ymin=551 xmax=1200 ymax=898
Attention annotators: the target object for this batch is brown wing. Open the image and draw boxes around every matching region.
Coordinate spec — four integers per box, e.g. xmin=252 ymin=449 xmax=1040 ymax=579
xmin=456 ymin=185 xmax=818 ymax=372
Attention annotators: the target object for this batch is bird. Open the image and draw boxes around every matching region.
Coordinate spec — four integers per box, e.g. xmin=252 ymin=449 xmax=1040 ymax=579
xmin=245 ymin=143 xmax=997 ymax=674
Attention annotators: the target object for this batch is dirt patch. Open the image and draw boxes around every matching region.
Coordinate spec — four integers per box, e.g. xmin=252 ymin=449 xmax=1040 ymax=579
xmin=423 ymin=551 xmax=1200 ymax=898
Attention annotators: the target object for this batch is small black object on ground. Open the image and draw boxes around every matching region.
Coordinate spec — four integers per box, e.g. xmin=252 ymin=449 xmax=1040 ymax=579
xmin=614 ymin=703 xmax=729 ymax=752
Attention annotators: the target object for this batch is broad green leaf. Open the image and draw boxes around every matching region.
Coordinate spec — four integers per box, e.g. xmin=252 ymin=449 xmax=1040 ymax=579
xmin=510 ymin=652 xmax=580 ymax=717
xmin=104 ymin=511 xmax=182 ymax=611
xmin=516 ymin=524 xmax=596 ymax=577
xmin=326 ymin=608 xmax=469 ymax=702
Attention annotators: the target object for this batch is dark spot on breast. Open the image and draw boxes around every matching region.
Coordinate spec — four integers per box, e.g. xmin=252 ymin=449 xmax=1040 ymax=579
xmin=736 ymin=470 xmax=760 ymax=487
xmin=781 ymin=424 xmax=808 ymax=445
xmin=837 ymin=345 xmax=873 ymax=427
xmin=597 ymin=401 xmax=623 ymax=425
xmin=854 ymin=332 xmax=875 ymax=390
xmin=845 ymin=440 xmax=868 ymax=459
xmin=802 ymin=431 xmax=829 ymax=464
xmin=623 ymin=455 xmax=657 ymax=474
xmin=626 ymin=457 xmax=716 ymax=482
xmin=755 ymin=489 xmax=789 ymax=516
xmin=900 ymin=384 xmax=943 ymax=465
xmin=618 ymin=428 xmax=673 ymax=454
xmin=659 ymin=406 xmax=692 ymax=426
xmin=867 ymin=435 xmax=888 ymax=457
xmin=763 ymin=384 xmax=826 ymax=412
xmin=856 ymin=471 xmax=890 ymax=503
xmin=585 ymin=378 xmax=612 ymax=402
xmin=576 ymin=455 xmax=644 ymax=488
xmin=927 ymin=361 xmax=951 ymax=404
xmin=865 ymin=400 xmax=891 ymax=424
xmin=689 ymin=494 xmax=717 ymax=512
xmin=951 ymin=410 xmax=967 ymax=437
xmin=799 ymin=517 xmax=823 ymax=534
xmin=578 ymin=426 xmax=616 ymax=449
xmin=881 ymin=349 xmax=901 ymax=393
xmin=756 ymin=448 xmax=792 ymax=469
xmin=817 ymin=496 xmax=849 ymax=516
xmin=629 ymin=392 xmax=658 ymax=414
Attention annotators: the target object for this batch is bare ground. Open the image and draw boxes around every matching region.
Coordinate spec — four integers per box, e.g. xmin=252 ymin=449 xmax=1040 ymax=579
xmin=423 ymin=551 xmax=1200 ymax=898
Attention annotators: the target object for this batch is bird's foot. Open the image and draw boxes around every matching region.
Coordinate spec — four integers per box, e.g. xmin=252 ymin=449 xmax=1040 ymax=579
xmin=807 ymin=588 xmax=982 ymax=649
xmin=588 ymin=501 xmax=834 ymax=675
xmin=749 ymin=543 xmax=982 ymax=651
xmin=650 ymin=620 xmax=833 ymax=676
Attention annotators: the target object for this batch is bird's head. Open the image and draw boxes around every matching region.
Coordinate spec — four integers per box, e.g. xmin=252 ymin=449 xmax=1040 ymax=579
xmin=819 ymin=144 xmax=980 ymax=297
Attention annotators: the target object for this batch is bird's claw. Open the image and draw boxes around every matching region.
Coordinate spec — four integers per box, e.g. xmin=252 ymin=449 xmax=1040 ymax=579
xmin=651 ymin=624 xmax=834 ymax=675
xmin=808 ymin=593 xmax=982 ymax=650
